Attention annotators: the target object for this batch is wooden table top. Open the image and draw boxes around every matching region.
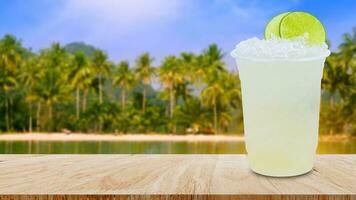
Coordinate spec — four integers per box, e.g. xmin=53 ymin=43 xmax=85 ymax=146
xmin=0 ymin=155 xmax=355 ymax=199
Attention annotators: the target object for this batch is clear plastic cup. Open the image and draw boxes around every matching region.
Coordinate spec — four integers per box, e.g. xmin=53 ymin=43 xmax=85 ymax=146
xmin=234 ymin=56 xmax=327 ymax=177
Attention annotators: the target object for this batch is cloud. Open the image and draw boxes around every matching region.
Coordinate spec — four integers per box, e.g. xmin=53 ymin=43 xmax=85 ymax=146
xmin=28 ymin=0 xmax=187 ymax=50
xmin=21 ymin=0 xmax=303 ymax=65
xmin=227 ymin=0 xmax=300 ymax=21
xmin=62 ymin=0 xmax=184 ymax=32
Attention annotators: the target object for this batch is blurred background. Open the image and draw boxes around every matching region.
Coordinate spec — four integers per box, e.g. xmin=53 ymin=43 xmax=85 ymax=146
xmin=0 ymin=0 xmax=355 ymax=154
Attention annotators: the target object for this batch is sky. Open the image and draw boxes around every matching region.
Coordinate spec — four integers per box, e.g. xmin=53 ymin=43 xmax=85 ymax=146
xmin=0 ymin=0 xmax=355 ymax=70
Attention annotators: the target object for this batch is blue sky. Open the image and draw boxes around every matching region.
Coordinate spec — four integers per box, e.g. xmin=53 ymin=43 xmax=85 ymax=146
xmin=0 ymin=0 xmax=355 ymax=69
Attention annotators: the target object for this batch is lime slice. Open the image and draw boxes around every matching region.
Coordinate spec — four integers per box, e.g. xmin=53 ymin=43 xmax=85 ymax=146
xmin=264 ymin=12 xmax=290 ymax=39
xmin=279 ymin=12 xmax=326 ymax=44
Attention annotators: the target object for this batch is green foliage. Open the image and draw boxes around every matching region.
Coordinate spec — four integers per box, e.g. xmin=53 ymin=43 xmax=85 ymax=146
xmin=64 ymin=42 xmax=98 ymax=58
xmin=113 ymin=61 xmax=136 ymax=110
xmin=320 ymin=28 xmax=356 ymax=136
xmin=0 ymin=29 xmax=354 ymax=135
xmin=134 ymin=52 xmax=155 ymax=113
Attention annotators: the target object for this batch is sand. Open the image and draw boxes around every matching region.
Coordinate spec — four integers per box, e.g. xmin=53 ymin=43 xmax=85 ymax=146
xmin=0 ymin=133 xmax=351 ymax=142
xmin=0 ymin=133 xmax=244 ymax=142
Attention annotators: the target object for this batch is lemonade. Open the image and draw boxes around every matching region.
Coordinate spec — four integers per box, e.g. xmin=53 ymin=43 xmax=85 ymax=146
xmin=231 ymin=12 xmax=330 ymax=177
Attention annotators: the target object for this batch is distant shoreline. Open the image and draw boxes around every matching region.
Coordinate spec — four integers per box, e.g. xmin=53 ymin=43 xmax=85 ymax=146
xmin=0 ymin=133 xmax=353 ymax=142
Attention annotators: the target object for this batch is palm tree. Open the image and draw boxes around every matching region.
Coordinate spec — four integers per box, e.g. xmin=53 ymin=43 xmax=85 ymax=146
xmin=201 ymin=74 xmax=225 ymax=134
xmin=199 ymin=44 xmax=228 ymax=134
xmin=93 ymin=50 xmax=110 ymax=104
xmin=202 ymin=44 xmax=225 ymax=76
xmin=81 ymin=63 xmax=94 ymax=112
xmin=201 ymin=70 xmax=238 ymax=134
xmin=224 ymin=72 xmax=242 ymax=109
xmin=322 ymin=29 xmax=354 ymax=102
xmin=0 ymin=35 xmax=23 ymax=71
xmin=339 ymin=27 xmax=356 ymax=67
xmin=0 ymin=70 xmax=17 ymax=131
xmin=179 ymin=52 xmax=195 ymax=100
xmin=159 ymin=56 xmax=184 ymax=133
xmin=113 ymin=61 xmax=135 ymax=110
xmin=18 ymin=54 xmax=41 ymax=132
xmin=0 ymin=34 xmax=23 ymax=131
xmin=339 ymin=28 xmax=356 ymax=134
xmin=323 ymin=28 xmax=355 ymax=100
xmin=134 ymin=52 xmax=155 ymax=113
xmin=174 ymin=96 xmax=208 ymax=133
xmin=69 ymin=51 xmax=90 ymax=119
xmin=321 ymin=28 xmax=356 ymax=135
xmin=37 ymin=43 xmax=70 ymax=131
xmin=190 ymin=44 xmax=225 ymax=94
xmin=180 ymin=52 xmax=195 ymax=79
xmin=191 ymin=55 xmax=206 ymax=93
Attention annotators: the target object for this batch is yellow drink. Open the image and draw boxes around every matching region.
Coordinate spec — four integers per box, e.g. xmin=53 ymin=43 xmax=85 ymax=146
xmin=231 ymin=38 xmax=330 ymax=177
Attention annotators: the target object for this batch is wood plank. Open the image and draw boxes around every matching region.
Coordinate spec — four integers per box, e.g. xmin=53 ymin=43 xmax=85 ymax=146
xmin=0 ymin=155 xmax=40 ymax=162
xmin=0 ymin=155 xmax=354 ymax=200
xmin=0 ymin=195 xmax=355 ymax=200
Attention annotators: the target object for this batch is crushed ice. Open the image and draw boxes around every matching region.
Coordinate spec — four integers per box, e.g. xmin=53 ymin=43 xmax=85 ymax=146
xmin=231 ymin=37 xmax=330 ymax=60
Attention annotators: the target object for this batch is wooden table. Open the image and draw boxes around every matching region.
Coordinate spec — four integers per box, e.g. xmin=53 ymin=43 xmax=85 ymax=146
xmin=0 ymin=155 xmax=355 ymax=200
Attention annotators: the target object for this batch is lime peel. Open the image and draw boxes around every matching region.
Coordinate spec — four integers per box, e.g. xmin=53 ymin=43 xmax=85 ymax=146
xmin=265 ymin=11 xmax=326 ymax=45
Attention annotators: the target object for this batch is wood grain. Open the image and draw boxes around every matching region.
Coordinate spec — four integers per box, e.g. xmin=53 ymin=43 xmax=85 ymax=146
xmin=0 ymin=155 xmax=354 ymax=200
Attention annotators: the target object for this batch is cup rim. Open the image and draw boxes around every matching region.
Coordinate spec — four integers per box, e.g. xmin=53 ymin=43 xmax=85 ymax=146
xmin=231 ymin=50 xmax=330 ymax=62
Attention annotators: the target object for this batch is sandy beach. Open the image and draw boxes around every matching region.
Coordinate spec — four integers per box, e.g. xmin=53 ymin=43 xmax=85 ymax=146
xmin=0 ymin=133 xmax=352 ymax=142
xmin=0 ymin=133 xmax=244 ymax=142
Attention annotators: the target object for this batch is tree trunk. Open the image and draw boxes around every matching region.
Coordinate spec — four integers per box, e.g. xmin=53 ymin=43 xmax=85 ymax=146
xmin=98 ymin=75 xmax=103 ymax=132
xmin=213 ymin=100 xmax=218 ymax=135
xmin=184 ymin=86 xmax=188 ymax=103
xmin=99 ymin=75 xmax=103 ymax=104
xmin=36 ymin=102 xmax=41 ymax=132
xmin=165 ymin=103 xmax=169 ymax=117
xmin=82 ymin=89 xmax=88 ymax=111
xmin=109 ymin=82 xmax=114 ymax=101
xmin=5 ymin=98 xmax=10 ymax=132
xmin=76 ymin=86 xmax=80 ymax=119
xmin=48 ymin=103 xmax=53 ymax=132
xmin=329 ymin=97 xmax=335 ymax=136
xmin=121 ymin=89 xmax=126 ymax=110
xmin=28 ymin=102 xmax=32 ymax=133
xmin=142 ymin=85 xmax=146 ymax=113
xmin=169 ymin=87 xmax=174 ymax=119
xmin=169 ymin=86 xmax=176 ymax=134
xmin=9 ymin=97 xmax=13 ymax=131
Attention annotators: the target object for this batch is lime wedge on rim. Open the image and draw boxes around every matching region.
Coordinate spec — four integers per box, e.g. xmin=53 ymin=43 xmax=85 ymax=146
xmin=280 ymin=12 xmax=326 ymax=44
xmin=265 ymin=12 xmax=326 ymax=44
xmin=264 ymin=12 xmax=290 ymax=39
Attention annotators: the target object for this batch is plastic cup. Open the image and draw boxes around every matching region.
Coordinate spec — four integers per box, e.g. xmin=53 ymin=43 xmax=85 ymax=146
xmin=233 ymin=55 xmax=327 ymax=177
